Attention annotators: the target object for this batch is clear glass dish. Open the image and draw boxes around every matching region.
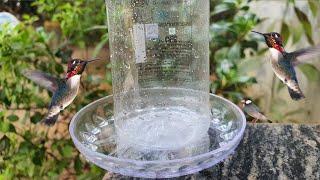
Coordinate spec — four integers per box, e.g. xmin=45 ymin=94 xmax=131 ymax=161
xmin=69 ymin=92 xmax=246 ymax=178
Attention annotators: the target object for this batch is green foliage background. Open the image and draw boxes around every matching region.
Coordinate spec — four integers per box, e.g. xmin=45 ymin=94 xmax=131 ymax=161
xmin=0 ymin=0 xmax=319 ymax=179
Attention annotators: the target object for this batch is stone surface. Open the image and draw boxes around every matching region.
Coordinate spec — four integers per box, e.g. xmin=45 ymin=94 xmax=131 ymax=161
xmin=103 ymin=124 xmax=320 ymax=180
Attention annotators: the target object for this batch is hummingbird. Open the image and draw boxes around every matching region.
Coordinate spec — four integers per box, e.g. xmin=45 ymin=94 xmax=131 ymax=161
xmin=252 ymin=31 xmax=320 ymax=100
xmin=240 ymin=99 xmax=271 ymax=123
xmin=24 ymin=58 xmax=101 ymax=126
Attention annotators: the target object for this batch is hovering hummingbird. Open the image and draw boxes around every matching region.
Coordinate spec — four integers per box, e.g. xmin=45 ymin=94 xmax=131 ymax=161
xmin=24 ymin=58 xmax=101 ymax=126
xmin=252 ymin=31 xmax=320 ymax=100
xmin=240 ymin=99 xmax=271 ymax=123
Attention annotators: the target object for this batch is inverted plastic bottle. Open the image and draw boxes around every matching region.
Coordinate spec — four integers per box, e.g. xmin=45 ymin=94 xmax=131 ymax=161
xmin=106 ymin=0 xmax=210 ymax=154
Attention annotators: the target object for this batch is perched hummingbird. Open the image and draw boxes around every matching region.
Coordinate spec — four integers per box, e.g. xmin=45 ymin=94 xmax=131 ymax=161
xmin=24 ymin=58 xmax=101 ymax=126
xmin=240 ymin=99 xmax=270 ymax=123
xmin=252 ymin=31 xmax=320 ymax=100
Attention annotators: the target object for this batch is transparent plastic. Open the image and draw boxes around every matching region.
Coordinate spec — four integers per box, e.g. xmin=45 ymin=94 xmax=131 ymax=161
xmin=70 ymin=0 xmax=247 ymax=178
xmin=69 ymin=94 xmax=246 ymax=178
xmin=107 ymin=0 xmax=211 ymax=155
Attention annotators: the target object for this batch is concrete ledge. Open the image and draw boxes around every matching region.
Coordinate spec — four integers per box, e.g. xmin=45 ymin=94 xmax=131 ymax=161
xmin=103 ymin=124 xmax=320 ymax=179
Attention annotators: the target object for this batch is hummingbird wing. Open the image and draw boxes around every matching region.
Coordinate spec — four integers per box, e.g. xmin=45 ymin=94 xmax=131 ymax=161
xmin=290 ymin=45 xmax=320 ymax=66
xmin=23 ymin=70 xmax=62 ymax=93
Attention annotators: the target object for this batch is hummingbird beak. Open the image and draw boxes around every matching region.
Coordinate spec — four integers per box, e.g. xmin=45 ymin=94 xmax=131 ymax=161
xmin=251 ymin=31 xmax=266 ymax=37
xmin=79 ymin=58 xmax=101 ymax=73
xmin=86 ymin=58 xmax=101 ymax=63
xmin=251 ymin=31 xmax=270 ymax=45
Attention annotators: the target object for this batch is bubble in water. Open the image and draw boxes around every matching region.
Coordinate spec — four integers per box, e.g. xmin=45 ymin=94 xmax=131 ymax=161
xmin=85 ymin=123 xmax=101 ymax=135
xmin=81 ymin=132 xmax=98 ymax=143
xmin=82 ymin=141 xmax=98 ymax=151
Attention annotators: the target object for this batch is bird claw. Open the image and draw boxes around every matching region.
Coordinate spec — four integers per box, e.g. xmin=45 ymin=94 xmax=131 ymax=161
xmin=252 ymin=119 xmax=258 ymax=124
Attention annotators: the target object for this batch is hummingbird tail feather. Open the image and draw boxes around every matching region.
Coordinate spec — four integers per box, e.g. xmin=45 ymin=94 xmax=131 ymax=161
xmin=41 ymin=114 xmax=59 ymax=126
xmin=288 ymin=87 xmax=305 ymax=101
xmin=286 ymin=79 xmax=305 ymax=101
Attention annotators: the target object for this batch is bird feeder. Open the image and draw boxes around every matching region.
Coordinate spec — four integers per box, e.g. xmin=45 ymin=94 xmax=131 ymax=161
xmin=70 ymin=0 xmax=246 ymax=178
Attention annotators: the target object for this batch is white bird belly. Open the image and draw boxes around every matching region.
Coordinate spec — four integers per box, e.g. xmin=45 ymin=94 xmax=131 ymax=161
xmin=269 ymin=48 xmax=281 ymax=60
xmin=62 ymin=75 xmax=81 ymax=109
xmin=69 ymin=75 xmax=81 ymax=88
xmin=269 ymin=48 xmax=286 ymax=83
xmin=273 ymin=68 xmax=286 ymax=83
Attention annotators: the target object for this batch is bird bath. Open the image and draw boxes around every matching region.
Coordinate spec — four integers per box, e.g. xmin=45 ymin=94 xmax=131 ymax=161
xmin=69 ymin=0 xmax=246 ymax=178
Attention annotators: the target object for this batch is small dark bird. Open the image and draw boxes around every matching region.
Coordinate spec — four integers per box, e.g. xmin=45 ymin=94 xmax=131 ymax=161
xmin=24 ymin=58 xmax=101 ymax=126
xmin=252 ymin=31 xmax=320 ymax=100
xmin=240 ymin=99 xmax=270 ymax=123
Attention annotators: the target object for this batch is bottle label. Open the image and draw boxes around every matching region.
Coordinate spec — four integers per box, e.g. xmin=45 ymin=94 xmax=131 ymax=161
xmin=133 ymin=24 xmax=147 ymax=63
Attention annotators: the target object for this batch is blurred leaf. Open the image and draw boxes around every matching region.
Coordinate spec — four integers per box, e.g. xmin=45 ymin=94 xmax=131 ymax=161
xmin=84 ymin=90 xmax=107 ymax=100
xmin=27 ymin=163 xmax=35 ymax=177
xmin=240 ymin=5 xmax=249 ymax=11
xmin=298 ymin=64 xmax=320 ymax=81
xmin=7 ymin=114 xmax=19 ymax=122
xmin=280 ymin=22 xmax=290 ymax=44
xmin=238 ymin=58 xmax=264 ymax=76
xmin=19 ymin=141 xmax=34 ymax=153
xmin=85 ymin=25 xmax=107 ymax=32
xmin=57 ymin=160 xmax=69 ymax=171
xmin=24 ymin=130 xmax=33 ymax=141
xmin=0 ymin=111 xmax=4 ymax=118
xmin=294 ymin=7 xmax=314 ymax=45
xmin=308 ymin=0 xmax=318 ymax=17
xmin=228 ymin=42 xmax=241 ymax=60
xmin=55 ymin=64 xmax=64 ymax=74
xmin=277 ymin=82 xmax=286 ymax=92
xmin=211 ymin=2 xmax=238 ymax=22
xmin=74 ymin=155 xmax=83 ymax=174
xmin=61 ymin=145 xmax=73 ymax=158
xmin=272 ymin=97 xmax=288 ymax=108
xmin=214 ymin=47 xmax=229 ymax=61
xmin=291 ymin=28 xmax=303 ymax=44
xmin=31 ymin=112 xmax=43 ymax=124
xmin=213 ymin=2 xmax=236 ymax=15
xmin=0 ymin=136 xmax=10 ymax=152
xmin=33 ymin=95 xmax=47 ymax=107
xmin=242 ymin=40 xmax=258 ymax=51
xmin=105 ymin=71 xmax=112 ymax=85
xmin=284 ymin=109 xmax=305 ymax=118
xmin=220 ymin=59 xmax=233 ymax=73
xmin=223 ymin=91 xmax=244 ymax=100
xmin=236 ymin=76 xmax=256 ymax=83
xmin=222 ymin=75 xmax=228 ymax=87
xmin=55 ymin=48 xmax=73 ymax=62
xmin=93 ymin=33 xmax=108 ymax=58
xmin=0 ymin=121 xmax=16 ymax=133
xmin=32 ymin=147 xmax=46 ymax=166
xmin=210 ymin=82 xmax=219 ymax=93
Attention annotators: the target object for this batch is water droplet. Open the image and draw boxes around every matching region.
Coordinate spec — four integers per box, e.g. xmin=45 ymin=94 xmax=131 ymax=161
xmin=81 ymin=132 xmax=98 ymax=143
xmin=82 ymin=141 xmax=98 ymax=151
xmin=85 ymin=123 xmax=101 ymax=135
xmin=124 ymin=62 xmax=130 ymax=69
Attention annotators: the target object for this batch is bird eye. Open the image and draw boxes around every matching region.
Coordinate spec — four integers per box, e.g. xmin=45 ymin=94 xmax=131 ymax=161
xmin=246 ymin=100 xmax=252 ymax=104
xmin=72 ymin=61 xmax=76 ymax=65
xmin=274 ymin=34 xmax=278 ymax=38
